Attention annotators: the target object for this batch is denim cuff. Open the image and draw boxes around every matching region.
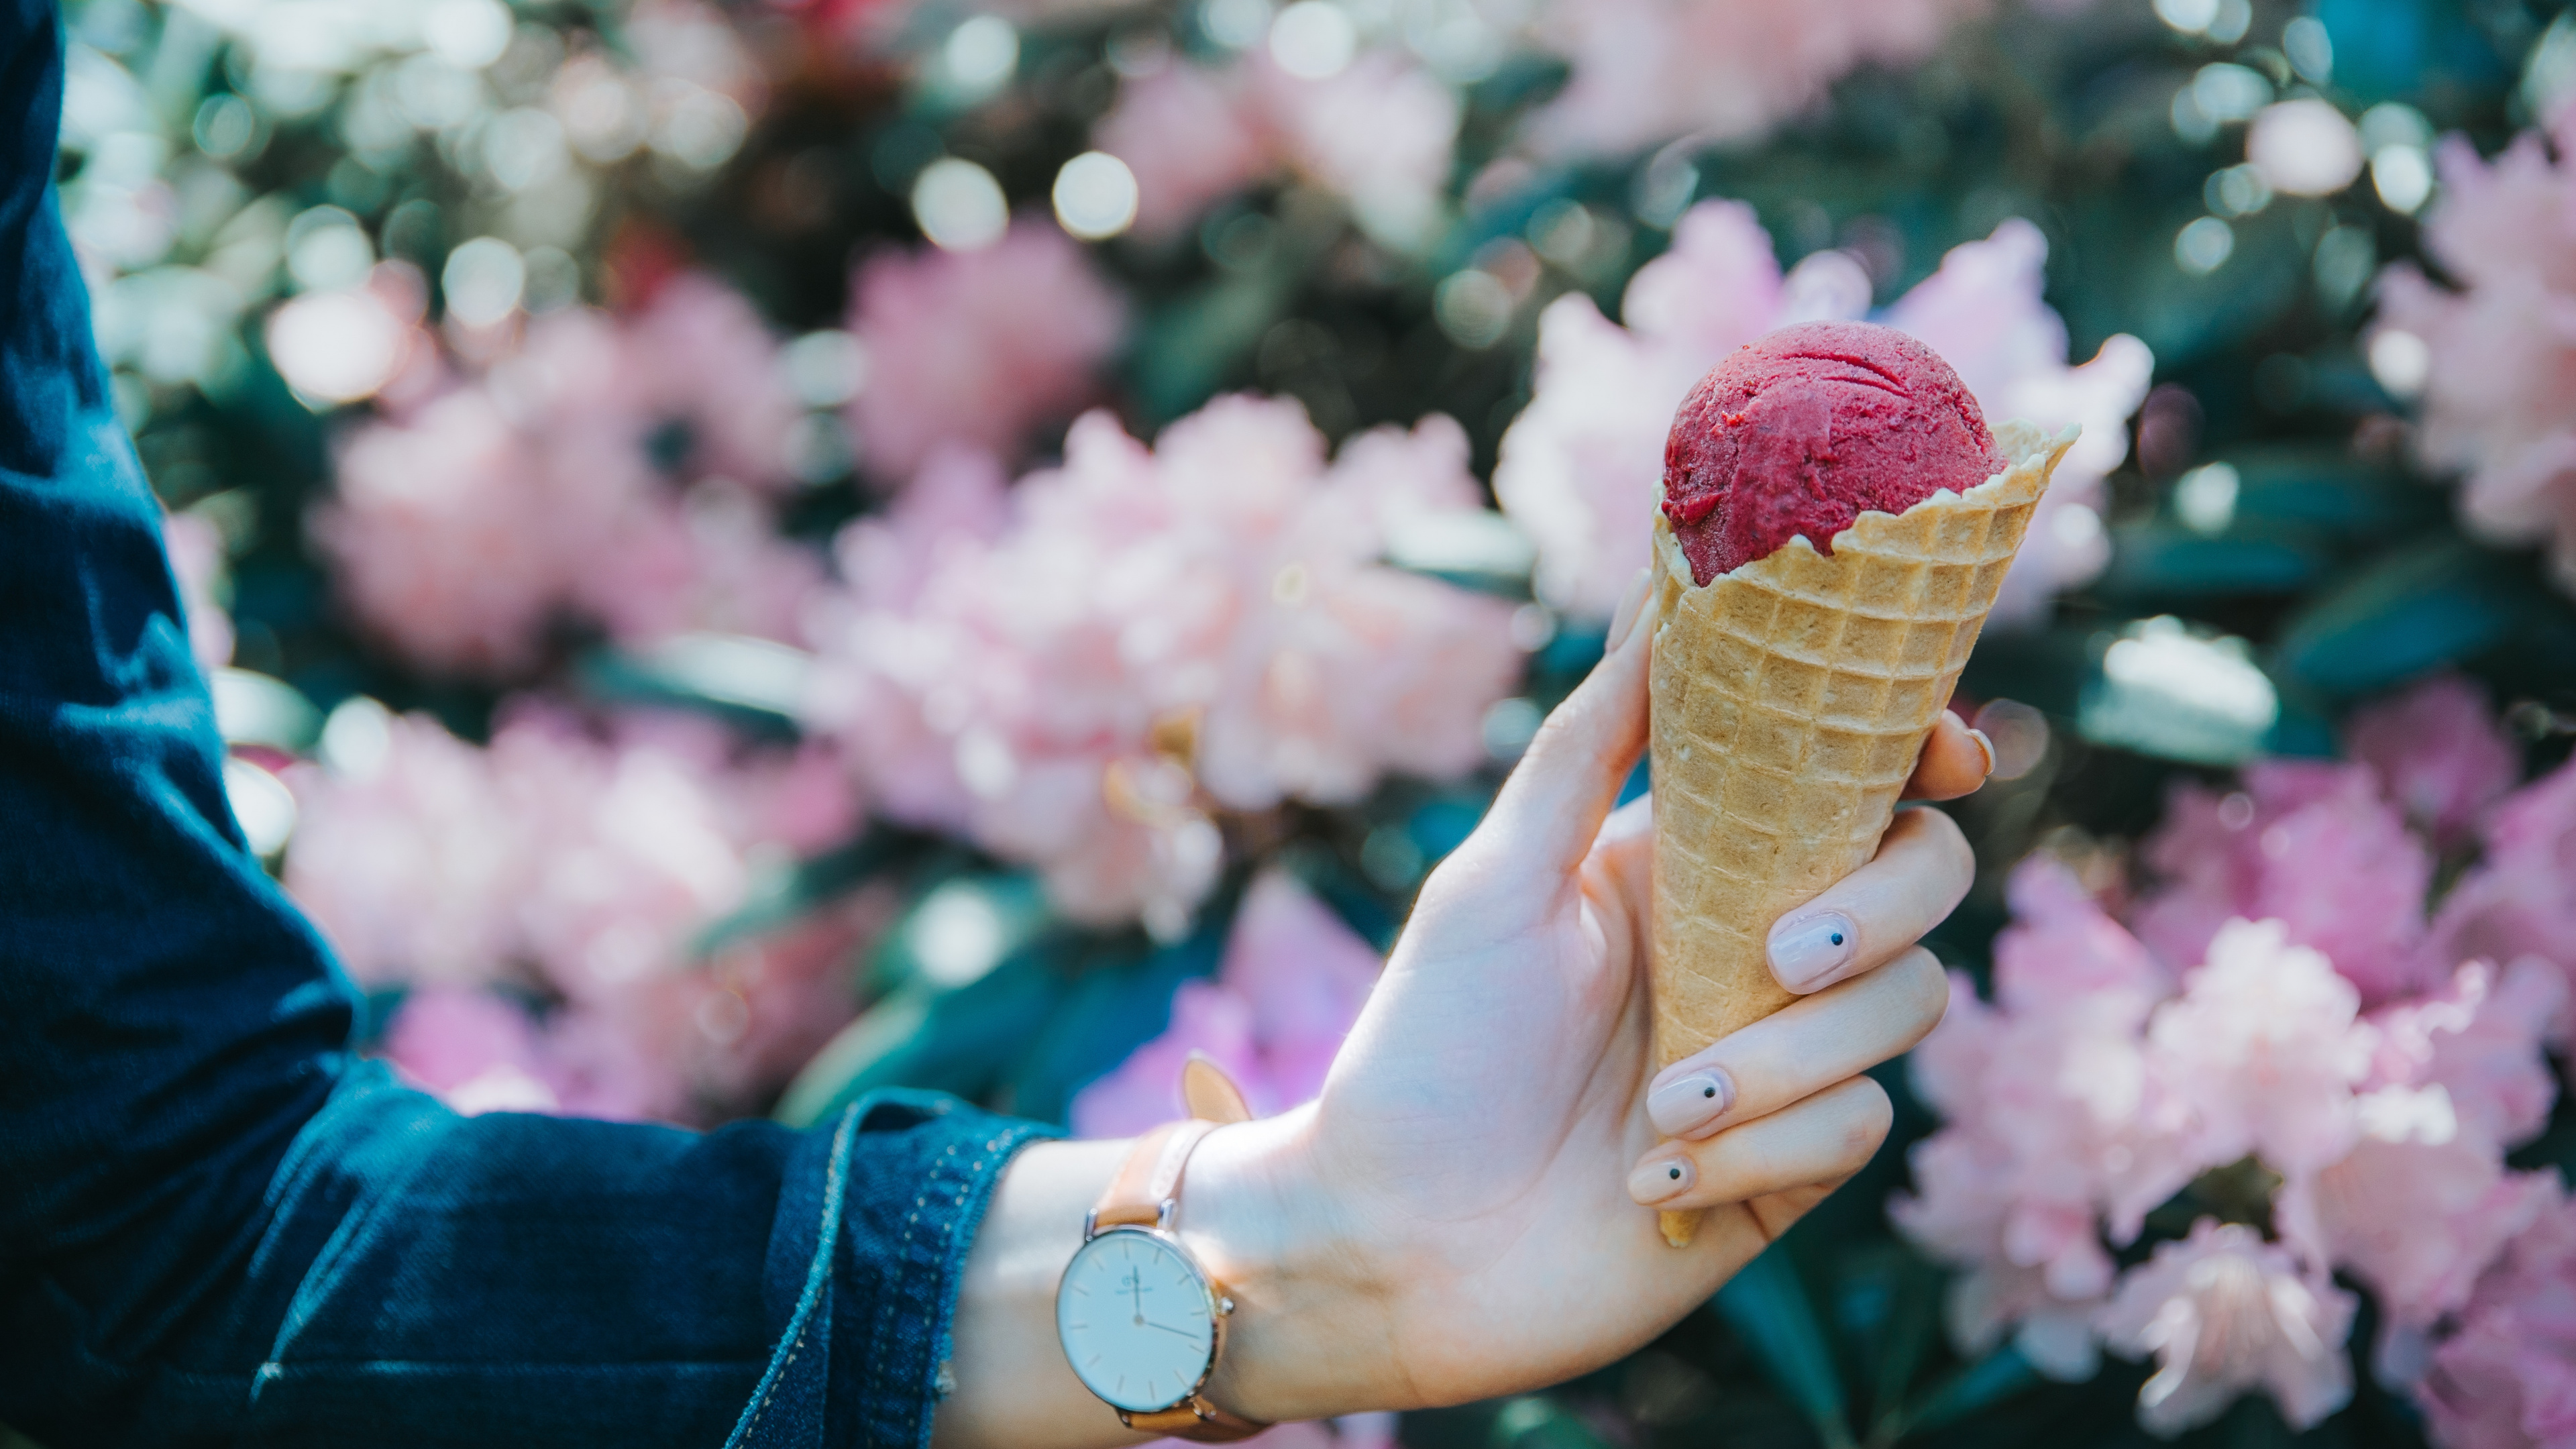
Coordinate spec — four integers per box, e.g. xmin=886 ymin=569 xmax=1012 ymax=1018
xmin=730 ymin=1089 xmax=1055 ymax=1449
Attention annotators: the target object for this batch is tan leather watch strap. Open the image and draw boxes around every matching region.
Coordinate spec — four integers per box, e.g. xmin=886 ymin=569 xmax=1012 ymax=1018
xmin=1122 ymin=1397 xmax=1271 ymax=1440
xmin=1089 ymin=1055 xmax=1254 ymax=1230
xmin=1091 ymin=1119 xmax=1214 ymax=1230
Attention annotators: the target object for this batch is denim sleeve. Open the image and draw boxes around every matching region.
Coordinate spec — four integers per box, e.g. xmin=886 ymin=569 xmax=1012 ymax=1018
xmin=0 ymin=5 xmax=1055 ymax=1446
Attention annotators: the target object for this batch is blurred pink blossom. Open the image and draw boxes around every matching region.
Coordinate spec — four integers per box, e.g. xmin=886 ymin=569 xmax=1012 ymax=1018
xmin=2131 ymin=761 xmax=2436 ymax=1004
xmin=1519 ymin=0 xmax=1982 ymax=158
xmin=287 ymin=707 xmax=869 ymax=1122
xmin=1894 ymin=860 xmax=2195 ymax=1377
xmin=2346 ymin=673 xmax=2521 ymax=845
xmin=2426 ymin=757 xmax=2576 ymax=1033
xmin=162 ymin=511 xmax=233 ymax=674
xmin=845 ymin=219 xmax=1126 ymax=481
xmin=313 ymin=278 xmax=820 ymax=677
xmin=2149 ymin=919 xmax=2373 ymax=1179
xmin=1878 ymin=219 xmax=2153 ymax=625
xmin=1493 ymin=204 xmax=2147 ymax=622
xmin=2095 ymin=1218 xmax=2355 ymax=1436
xmin=2373 ymin=109 xmax=2576 ymax=592
xmin=1254 ymin=51 xmax=1459 ymax=252
xmin=382 ymin=987 xmax=579 ymax=1118
xmin=804 ymin=397 xmax=1519 ymax=930
xmin=623 ymin=271 xmax=805 ymax=492
xmin=1904 ymin=681 xmax=2575 ymax=1436
xmin=2285 ymin=957 xmax=2562 ymax=1342
xmin=1070 ymin=870 xmax=1381 ymax=1137
xmin=284 ymin=707 xmax=526 ymax=988
xmin=1093 ymin=51 xmax=1459 ymax=252
xmin=1095 ymin=64 xmax=1270 ymax=241
xmin=2420 ymin=1183 xmax=2576 ymax=1449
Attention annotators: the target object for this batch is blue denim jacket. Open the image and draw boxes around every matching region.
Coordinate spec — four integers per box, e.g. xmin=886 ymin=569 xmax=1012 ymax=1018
xmin=0 ymin=5 xmax=1055 ymax=1444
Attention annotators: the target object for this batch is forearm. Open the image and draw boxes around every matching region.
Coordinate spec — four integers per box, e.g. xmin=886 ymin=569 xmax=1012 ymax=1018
xmin=934 ymin=1108 xmax=1395 ymax=1448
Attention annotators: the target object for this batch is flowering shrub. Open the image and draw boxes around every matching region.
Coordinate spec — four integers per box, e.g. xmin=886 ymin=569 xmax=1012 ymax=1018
xmin=1898 ymin=676 xmax=2573 ymax=1432
xmin=313 ymin=274 xmax=816 ymax=676
xmin=2375 ymin=106 xmax=2576 ymax=594
xmin=802 ymin=398 xmax=1522 ymax=933
xmin=286 ymin=705 xmax=869 ymax=1122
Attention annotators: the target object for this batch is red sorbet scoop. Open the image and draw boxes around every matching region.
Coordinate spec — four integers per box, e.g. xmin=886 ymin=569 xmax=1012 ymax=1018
xmin=1661 ymin=321 xmax=2004 ymax=586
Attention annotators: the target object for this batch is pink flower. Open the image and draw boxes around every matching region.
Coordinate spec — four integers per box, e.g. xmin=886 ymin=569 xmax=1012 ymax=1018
xmin=313 ymin=284 xmax=822 ymax=677
xmin=284 ymin=707 xmax=527 ymax=989
xmin=623 ymin=271 xmax=804 ymax=492
xmin=2426 ymin=757 xmax=2576 ymax=1033
xmin=1095 ymin=64 xmax=1270 ymax=241
xmin=2365 ymin=958 xmax=2564 ymax=1151
xmin=2131 ymin=761 xmax=2436 ymax=1003
xmin=845 ymin=219 xmax=1126 ymax=482
xmin=1942 ymin=1260 xmax=2106 ymax=1381
xmin=2148 ymin=918 xmax=2373 ymax=1179
xmin=1070 ymin=870 xmax=1382 ymax=1137
xmin=1519 ymin=0 xmax=1982 ymax=158
xmin=804 ymin=397 xmax=1520 ymax=930
xmin=162 ymin=511 xmax=233 ymax=674
xmin=1894 ymin=861 xmax=2198 ymax=1348
xmin=382 ymin=987 xmax=569 ymax=1117
xmin=1879 ymin=219 xmax=2153 ymax=626
xmin=2373 ymin=110 xmax=2576 ymax=593
xmin=1493 ymin=205 xmax=2147 ymax=621
xmin=2286 ymin=957 xmax=2561 ymax=1336
xmin=288 ymin=707 xmax=870 ymax=1122
xmin=2096 ymin=1218 xmax=2356 ymax=1436
xmin=1253 ymin=51 xmax=1459 ymax=252
xmin=2346 ymin=674 xmax=2522 ymax=845
xmin=1093 ymin=51 xmax=1458 ymax=252
xmin=314 ymin=388 xmax=582 ymax=676
xmin=2284 ymin=1124 xmax=2555 ymax=1336
xmin=2420 ymin=1183 xmax=2576 ymax=1449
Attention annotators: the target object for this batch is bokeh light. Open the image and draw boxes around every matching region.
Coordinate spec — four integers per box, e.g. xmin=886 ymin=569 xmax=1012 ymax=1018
xmin=441 ymin=236 xmax=526 ymax=327
xmin=910 ymin=158 xmax=1010 ymax=251
xmin=2247 ymin=99 xmax=2363 ymax=197
xmin=1269 ymin=1 xmax=1356 ymax=80
xmin=1052 ymin=152 xmax=1140 ymax=240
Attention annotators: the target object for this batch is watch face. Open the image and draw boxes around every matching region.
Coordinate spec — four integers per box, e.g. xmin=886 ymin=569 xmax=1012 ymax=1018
xmin=1057 ymin=1228 xmax=1218 ymax=1412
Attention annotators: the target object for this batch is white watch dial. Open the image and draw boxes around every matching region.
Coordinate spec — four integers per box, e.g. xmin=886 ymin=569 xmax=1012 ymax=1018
xmin=1056 ymin=1228 xmax=1218 ymax=1412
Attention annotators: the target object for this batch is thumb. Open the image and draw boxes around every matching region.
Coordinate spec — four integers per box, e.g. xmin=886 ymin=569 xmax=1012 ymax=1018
xmin=1469 ymin=568 xmax=1655 ymax=886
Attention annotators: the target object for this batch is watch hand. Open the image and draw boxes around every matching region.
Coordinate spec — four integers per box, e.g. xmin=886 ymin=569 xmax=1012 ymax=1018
xmin=1142 ymin=1319 xmax=1203 ymax=1340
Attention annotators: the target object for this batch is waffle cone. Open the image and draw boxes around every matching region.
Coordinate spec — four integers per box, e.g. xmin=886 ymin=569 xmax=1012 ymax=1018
xmin=1648 ymin=421 xmax=2075 ymax=1248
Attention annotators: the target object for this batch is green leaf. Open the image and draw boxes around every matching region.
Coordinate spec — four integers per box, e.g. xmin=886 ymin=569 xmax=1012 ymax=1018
xmin=2275 ymin=538 xmax=2525 ymax=699
xmin=1712 ymin=1245 xmax=1856 ymax=1449
xmin=2098 ymin=524 xmax=2326 ymax=602
xmin=1896 ymin=1344 xmax=2041 ymax=1438
xmin=1485 ymin=1396 xmax=1613 ymax=1449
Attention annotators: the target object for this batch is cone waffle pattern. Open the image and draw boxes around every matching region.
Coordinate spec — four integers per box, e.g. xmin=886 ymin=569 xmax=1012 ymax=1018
xmin=1648 ymin=421 xmax=2074 ymax=1248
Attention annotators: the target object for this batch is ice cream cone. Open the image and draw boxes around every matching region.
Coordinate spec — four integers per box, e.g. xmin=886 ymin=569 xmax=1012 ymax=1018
xmin=1648 ymin=420 xmax=2076 ymax=1248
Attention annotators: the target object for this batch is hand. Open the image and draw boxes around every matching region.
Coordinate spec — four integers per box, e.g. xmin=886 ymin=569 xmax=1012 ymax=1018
xmin=932 ymin=574 xmax=1984 ymax=1446
xmin=1194 ymin=569 xmax=1978 ymax=1420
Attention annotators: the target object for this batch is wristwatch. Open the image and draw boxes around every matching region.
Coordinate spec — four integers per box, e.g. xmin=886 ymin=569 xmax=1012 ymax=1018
xmin=1054 ymin=1055 xmax=1272 ymax=1442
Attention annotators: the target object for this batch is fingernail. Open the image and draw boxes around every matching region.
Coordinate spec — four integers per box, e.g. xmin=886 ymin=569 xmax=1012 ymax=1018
xmin=1770 ymin=910 xmax=1858 ymax=991
xmin=1629 ymin=1157 xmax=1695 ymax=1205
xmin=1606 ymin=568 xmax=1652 ymax=653
xmin=1967 ymin=727 xmax=1997 ymax=777
xmin=1647 ymin=1069 xmax=1735 ymax=1138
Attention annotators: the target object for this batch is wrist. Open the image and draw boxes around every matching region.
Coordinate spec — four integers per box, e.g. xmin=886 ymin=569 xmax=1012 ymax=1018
xmin=1179 ymin=1106 xmax=1400 ymax=1423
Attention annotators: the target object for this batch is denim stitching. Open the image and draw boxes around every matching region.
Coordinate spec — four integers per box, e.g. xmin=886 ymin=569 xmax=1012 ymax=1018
xmin=724 ymin=1103 xmax=858 ymax=1449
